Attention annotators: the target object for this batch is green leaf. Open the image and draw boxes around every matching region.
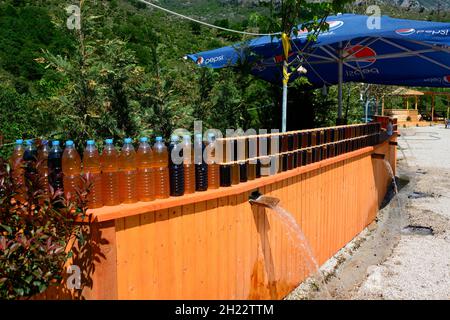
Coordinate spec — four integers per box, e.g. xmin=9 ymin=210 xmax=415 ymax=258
xmin=0 ymin=224 xmax=12 ymax=234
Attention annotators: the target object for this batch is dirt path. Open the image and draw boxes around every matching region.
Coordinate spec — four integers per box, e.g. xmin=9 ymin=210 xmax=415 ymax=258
xmin=287 ymin=125 xmax=450 ymax=300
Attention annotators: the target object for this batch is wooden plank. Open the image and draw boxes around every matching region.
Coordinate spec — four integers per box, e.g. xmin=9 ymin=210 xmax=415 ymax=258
xmin=81 ymin=220 xmax=118 ymax=300
xmin=169 ymin=206 xmax=183 ymax=299
xmin=181 ymin=203 xmax=195 ymax=299
xmin=139 ymin=211 xmax=157 ymax=299
xmin=154 ymin=209 xmax=170 ymax=299
xmin=194 ymin=201 xmax=208 ymax=299
xmin=217 ymin=196 xmax=229 ymax=299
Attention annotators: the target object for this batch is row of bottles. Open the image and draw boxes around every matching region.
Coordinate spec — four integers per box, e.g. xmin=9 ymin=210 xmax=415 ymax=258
xmin=9 ymin=123 xmax=381 ymax=208
xmin=9 ymin=134 xmax=223 ymax=209
xmin=217 ymin=123 xmax=381 ymax=186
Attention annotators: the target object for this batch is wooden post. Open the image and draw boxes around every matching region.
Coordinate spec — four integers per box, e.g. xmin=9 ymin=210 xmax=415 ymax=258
xmin=431 ymin=94 xmax=435 ymax=122
xmin=382 ymin=96 xmax=385 ymax=116
xmin=406 ymin=97 xmax=409 ymax=110
xmin=415 ymin=96 xmax=418 ymax=110
xmin=375 ymin=96 xmax=379 ymax=116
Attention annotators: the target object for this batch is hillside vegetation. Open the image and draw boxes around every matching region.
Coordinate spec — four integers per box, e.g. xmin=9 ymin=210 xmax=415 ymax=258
xmin=0 ymin=0 xmax=448 ymax=158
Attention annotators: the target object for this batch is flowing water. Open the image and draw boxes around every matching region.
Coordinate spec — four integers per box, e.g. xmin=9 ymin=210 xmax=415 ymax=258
xmin=250 ymin=196 xmax=332 ymax=299
xmin=383 ymin=159 xmax=398 ymax=195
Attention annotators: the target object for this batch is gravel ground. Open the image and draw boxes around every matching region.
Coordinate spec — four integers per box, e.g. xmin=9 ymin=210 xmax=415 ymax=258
xmin=287 ymin=125 xmax=450 ymax=300
xmin=355 ymin=125 xmax=450 ymax=300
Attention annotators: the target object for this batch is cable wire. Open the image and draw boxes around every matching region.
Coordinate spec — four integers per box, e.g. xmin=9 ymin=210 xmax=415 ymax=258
xmin=136 ymin=0 xmax=279 ymax=36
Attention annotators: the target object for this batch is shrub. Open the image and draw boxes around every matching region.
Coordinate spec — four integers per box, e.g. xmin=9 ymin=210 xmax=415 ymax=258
xmin=0 ymin=157 xmax=91 ymax=300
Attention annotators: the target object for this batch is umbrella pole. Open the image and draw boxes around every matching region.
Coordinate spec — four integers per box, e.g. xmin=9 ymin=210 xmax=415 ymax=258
xmin=282 ymin=60 xmax=288 ymax=133
xmin=337 ymin=46 xmax=344 ymax=125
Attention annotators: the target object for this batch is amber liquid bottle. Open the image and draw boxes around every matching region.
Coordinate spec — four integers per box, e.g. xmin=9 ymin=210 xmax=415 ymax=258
xmin=247 ymin=137 xmax=257 ymax=180
xmin=259 ymin=136 xmax=270 ymax=177
xmin=206 ymin=133 xmax=220 ymax=189
xmin=37 ymin=140 xmax=50 ymax=195
xmin=231 ymin=139 xmax=240 ymax=184
xmin=10 ymin=139 xmax=25 ymax=199
xmin=101 ymin=139 xmax=120 ymax=206
xmin=119 ymin=138 xmax=138 ymax=204
xmin=136 ymin=137 xmax=155 ymax=202
xmin=62 ymin=140 xmax=81 ymax=200
xmin=153 ymin=137 xmax=170 ymax=199
xmin=181 ymin=135 xmax=196 ymax=194
xmin=83 ymin=140 xmax=103 ymax=209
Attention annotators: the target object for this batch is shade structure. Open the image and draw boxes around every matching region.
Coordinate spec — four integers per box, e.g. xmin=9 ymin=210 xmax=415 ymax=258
xmin=186 ymin=14 xmax=450 ymax=128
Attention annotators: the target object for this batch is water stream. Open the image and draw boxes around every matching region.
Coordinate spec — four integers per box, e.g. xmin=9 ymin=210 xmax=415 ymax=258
xmin=252 ymin=197 xmax=332 ymax=299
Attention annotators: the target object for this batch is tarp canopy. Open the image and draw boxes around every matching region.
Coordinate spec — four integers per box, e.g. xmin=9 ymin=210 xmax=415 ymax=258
xmin=186 ymin=14 xmax=450 ymax=89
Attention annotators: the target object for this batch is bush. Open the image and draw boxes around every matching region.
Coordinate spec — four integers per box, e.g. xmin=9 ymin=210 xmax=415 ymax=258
xmin=0 ymin=157 xmax=90 ymax=300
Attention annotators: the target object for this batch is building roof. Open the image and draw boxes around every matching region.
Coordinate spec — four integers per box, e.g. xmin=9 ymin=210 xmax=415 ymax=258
xmin=390 ymin=87 xmax=424 ymax=96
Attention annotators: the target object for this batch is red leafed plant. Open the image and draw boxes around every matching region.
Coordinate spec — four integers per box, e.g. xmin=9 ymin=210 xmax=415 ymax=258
xmin=0 ymin=156 xmax=92 ymax=300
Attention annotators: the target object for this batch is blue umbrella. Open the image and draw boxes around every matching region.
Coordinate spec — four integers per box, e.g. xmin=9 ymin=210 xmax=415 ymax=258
xmin=186 ymin=14 xmax=450 ymax=130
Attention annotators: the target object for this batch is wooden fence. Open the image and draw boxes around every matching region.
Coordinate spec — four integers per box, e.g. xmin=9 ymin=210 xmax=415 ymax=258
xmin=41 ymin=132 xmax=397 ymax=300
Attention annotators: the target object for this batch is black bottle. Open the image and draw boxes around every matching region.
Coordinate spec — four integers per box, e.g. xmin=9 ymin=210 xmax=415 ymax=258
xmin=169 ymin=135 xmax=185 ymax=196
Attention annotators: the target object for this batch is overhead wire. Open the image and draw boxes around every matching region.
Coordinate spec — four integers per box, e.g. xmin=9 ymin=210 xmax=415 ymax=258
xmin=136 ymin=0 xmax=279 ymax=37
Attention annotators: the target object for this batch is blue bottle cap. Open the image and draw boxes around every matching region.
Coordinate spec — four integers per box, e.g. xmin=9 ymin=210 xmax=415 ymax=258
xmin=105 ymin=139 xmax=114 ymax=144
xmin=195 ymin=133 xmax=203 ymax=140
xmin=15 ymin=139 xmax=23 ymax=145
xmin=124 ymin=138 xmax=133 ymax=144
xmin=207 ymin=133 xmax=215 ymax=139
xmin=41 ymin=140 xmax=49 ymax=145
xmin=170 ymin=135 xmax=179 ymax=142
xmin=66 ymin=140 xmax=74 ymax=147
xmin=87 ymin=140 xmax=95 ymax=146
xmin=25 ymin=139 xmax=33 ymax=145
xmin=140 ymin=137 xmax=148 ymax=143
xmin=155 ymin=136 xmax=163 ymax=142
xmin=52 ymin=140 xmax=60 ymax=146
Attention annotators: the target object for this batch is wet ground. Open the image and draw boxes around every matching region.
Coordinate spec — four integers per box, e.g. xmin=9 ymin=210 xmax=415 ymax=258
xmin=287 ymin=125 xmax=450 ymax=300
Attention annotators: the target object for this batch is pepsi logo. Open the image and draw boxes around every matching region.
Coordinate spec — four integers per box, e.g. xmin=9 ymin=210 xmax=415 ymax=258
xmin=327 ymin=20 xmax=344 ymax=31
xmin=345 ymin=45 xmax=377 ymax=68
xmin=196 ymin=55 xmax=224 ymax=65
xmin=395 ymin=28 xmax=416 ymax=36
xmin=444 ymin=76 xmax=450 ymax=83
xmin=196 ymin=56 xmax=204 ymax=65
xmin=296 ymin=20 xmax=344 ymax=37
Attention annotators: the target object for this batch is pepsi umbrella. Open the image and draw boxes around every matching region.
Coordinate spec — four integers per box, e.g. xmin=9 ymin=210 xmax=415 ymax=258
xmin=186 ymin=14 xmax=450 ymax=130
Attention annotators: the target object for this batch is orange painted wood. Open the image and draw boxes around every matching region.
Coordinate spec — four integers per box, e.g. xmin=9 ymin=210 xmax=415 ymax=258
xmin=46 ymin=136 xmax=396 ymax=300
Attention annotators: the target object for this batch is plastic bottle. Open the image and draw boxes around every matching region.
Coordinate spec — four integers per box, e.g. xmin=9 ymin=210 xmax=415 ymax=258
xmin=37 ymin=140 xmax=50 ymax=194
xmin=231 ymin=139 xmax=240 ymax=184
xmin=206 ymin=133 xmax=220 ymax=189
xmin=118 ymin=138 xmax=138 ymax=204
xmin=238 ymin=141 xmax=248 ymax=183
xmin=62 ymin=140 xmax=81 ymax=199
xmin=181 ymin=135 xmax=195 ymax=194
xmin=48 ymin=140 xmax=64 ymax=193
xmin=101 ymin=139 xmax=120 ymax=206
xmin=281 ymin=135 xmax=288 ymax=171
xmin=136 ymin=137 xmax=155 ymax=202
xmin=194 ymin=134 xmax=208 ymax=191
xmin=169 ymin=135 xmax=185 ymax=197
xmin=153 ymin=137 xmax=170 ymax=199
xmin=83 ymin=140 xmax=103 ymax=209
xmin=220 ymin=165 xmax=232 ymax=187
xmin=22 ymin=139 xmax=37 ymax=185
xmin=10 ymin=139 xmax=25 ymax=193
xmin=259 ymin=136 xmax=271 ymax=177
